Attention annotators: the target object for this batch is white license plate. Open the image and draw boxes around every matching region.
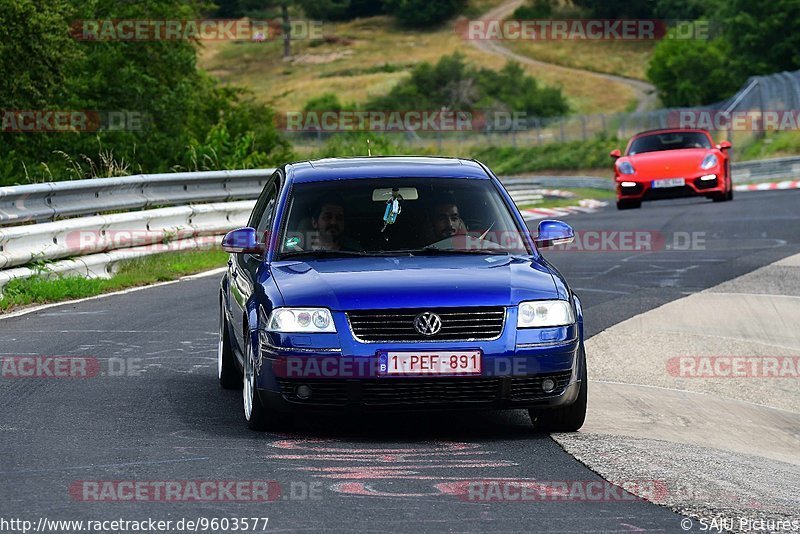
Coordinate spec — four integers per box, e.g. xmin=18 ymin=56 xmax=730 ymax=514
xmin=381 ymin=351 xmax=482 ymax=375
xmin=651 ymin=178 xmax=685 ymax=188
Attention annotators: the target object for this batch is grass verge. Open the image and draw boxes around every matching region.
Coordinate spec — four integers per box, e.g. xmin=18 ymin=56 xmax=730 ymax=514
xmin=520 ymin=188 xmax=614 ymax=210
xmin=738 ymin=131 xmax=800 ymax=161
xmin=0 ymin=249 xmax=228 ymax=312
xmin=470 ymin=136 xmax=621 ymax=174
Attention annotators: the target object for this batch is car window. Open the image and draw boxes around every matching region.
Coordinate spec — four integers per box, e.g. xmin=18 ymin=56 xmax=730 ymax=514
xmin=277 ymin=177 xmax=531 ymax=258
xmin=628 ymin=132 xmax=712 ymax=155
xmin=248 ymin=173 xmax=280 ymax=242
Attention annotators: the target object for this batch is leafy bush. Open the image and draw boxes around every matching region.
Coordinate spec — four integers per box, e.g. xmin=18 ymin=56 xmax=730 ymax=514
xmin=571 ymin=0 xmax=710 ymax=19
xmin=647 ymin=24 xmax=739 ymax=107
xmin=296 ymin=0 xmax=385 ymax=20
xmin=366 ymin=53 xmax=568 ymax=118
xmin=383 ymin=0 xmax=467 ymax=27
xmin=303 ymin=93 xmax=345 ymax=112
xmin=313 ymin=132 xmax=409 ymax=158
xmin=470 ymin=135 xmax=622 ymax=174
xmin=511 ymin=0 xmax=554 ymax=19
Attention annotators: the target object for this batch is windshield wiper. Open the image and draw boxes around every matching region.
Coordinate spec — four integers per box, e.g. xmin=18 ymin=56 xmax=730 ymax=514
xmin=279 ymin=249 xmax=368 ymax=259
xmin=391 ymin=246 xmax=511 ymax=256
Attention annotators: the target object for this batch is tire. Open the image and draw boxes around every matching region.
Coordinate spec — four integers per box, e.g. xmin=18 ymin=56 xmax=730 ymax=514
xmin=218 ymin=302 xmax=242 ymax=390
xmin=529 ymin=346 xmax=587 ymax=432
xmin=714 ymin=177 xmax=734 ymax=202
xmin=243 ymin=331 xmax=288 ymax=431
xmin=616 ymin=200 xmax=641 ymax=210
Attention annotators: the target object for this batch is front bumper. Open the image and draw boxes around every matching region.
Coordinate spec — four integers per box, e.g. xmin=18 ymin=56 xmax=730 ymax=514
xmin=258 ymin=375 xmax=581 ymax=413
xmin=254 ymin=322 xmax=582 ymax=412
xmin=617 ymin=172 xmax=724 ymax=201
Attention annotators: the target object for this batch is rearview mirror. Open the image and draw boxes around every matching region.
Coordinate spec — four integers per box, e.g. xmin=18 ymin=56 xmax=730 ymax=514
xmin=222 ymin=227 xmax=265 ymax=254
xmin=609 ymin=149 xmax=621 ymax=159
xmin=717 ymin=140 xmax=732 ymax=150
xmin=534 ymin=220 xmax=575 ymax=248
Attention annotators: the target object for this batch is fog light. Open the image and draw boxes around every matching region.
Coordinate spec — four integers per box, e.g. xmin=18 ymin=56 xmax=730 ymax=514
xmin=296 ymin=384 xmax=312 ymax=399
xmin=541 ymin=378 xmax=556 ymax=393
xmin=700 ymin=174 xmax=717 ymax=181
xmin=620 ymin=181 xmax=637 ymax=187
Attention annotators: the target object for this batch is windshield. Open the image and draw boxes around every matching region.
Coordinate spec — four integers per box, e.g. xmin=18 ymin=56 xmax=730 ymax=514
xmin=628 ymin=132 xmax=712 ymax=155
xmin=277 ymin=177 xmax=531 ymax=259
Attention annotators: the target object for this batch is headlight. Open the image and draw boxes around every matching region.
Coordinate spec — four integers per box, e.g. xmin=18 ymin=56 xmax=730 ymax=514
xmin=617 ymin=161 xmax=635 ymax=175
xmin=517 ymin=300 xmax=575 ymax=328
xmin=701 ymin=154 xmax=718 ymax=170
xmin=267 ymin=308 xmax=336 ymax=333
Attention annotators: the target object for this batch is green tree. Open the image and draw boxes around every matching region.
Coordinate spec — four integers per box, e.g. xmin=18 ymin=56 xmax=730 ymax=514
xmin=721 ymin=0 xmax=800 ymax=78
xmin=383 ymin=0 xmax=467 ymax=27
xmin=295 ymin=0 xmax=384 ymax=20
xmin=647 ymin=24 xmax=739 ymax=107
xmin=0 ymin=0 xmax=292 ymax=184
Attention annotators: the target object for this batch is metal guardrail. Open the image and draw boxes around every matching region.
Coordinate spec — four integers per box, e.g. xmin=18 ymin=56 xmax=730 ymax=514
xmin=501 ymin=176 xmax=614 ymax=190
xmin=732 ymin=156 xmax=800 ymax=183
xmin=0 ymin=169 xmax=273 ymax=226
xmin=0 ymin=201 xmax=254 ymax=269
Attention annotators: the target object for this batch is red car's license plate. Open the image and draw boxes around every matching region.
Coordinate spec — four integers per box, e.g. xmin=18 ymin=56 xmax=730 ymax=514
xmin=381 ymin=351 xmax=482 ymax=376
xmin=652 ymin=178 xmax=685 ymax=188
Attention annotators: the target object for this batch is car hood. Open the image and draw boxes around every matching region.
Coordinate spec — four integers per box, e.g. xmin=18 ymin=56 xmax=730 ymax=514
xmin=269 ymin=255 xmax=558 ymax=310
xmin=626 ymin=148 xmax=713 ymax=177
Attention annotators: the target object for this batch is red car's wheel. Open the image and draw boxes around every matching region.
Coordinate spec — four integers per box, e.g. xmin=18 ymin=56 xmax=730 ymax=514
xmin=616 ymin=200 xmax=641 ymax=210
xmin=713 ymin=175 xmax=734 ymax=202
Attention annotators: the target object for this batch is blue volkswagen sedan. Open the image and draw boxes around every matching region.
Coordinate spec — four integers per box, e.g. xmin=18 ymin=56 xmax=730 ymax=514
xmin=218 ymin=157 xmax=586 ymax=431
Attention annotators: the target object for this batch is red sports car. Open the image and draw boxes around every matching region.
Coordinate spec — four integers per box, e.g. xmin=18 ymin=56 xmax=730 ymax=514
xmin=611 ymin=128 xmax=733 ymax=210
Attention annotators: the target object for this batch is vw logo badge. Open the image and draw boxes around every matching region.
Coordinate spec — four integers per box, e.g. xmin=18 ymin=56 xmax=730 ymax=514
xmin=414 ymin=312 xmax=442 ymax=336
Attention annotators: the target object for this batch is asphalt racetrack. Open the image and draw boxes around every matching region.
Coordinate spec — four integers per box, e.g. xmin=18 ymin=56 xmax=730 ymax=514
xmin=1 ymin=189 xmax=798 ymax=532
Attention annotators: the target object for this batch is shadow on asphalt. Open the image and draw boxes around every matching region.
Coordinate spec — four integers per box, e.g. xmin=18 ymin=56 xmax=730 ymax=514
xmin=207 ymin=386 xmax=551 ymax=443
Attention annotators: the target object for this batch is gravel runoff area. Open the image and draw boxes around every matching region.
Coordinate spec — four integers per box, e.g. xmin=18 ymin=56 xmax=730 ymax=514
xmin=554 ymin=253 xmax=800 ymax=532
xmin=554 ymin=433 xmax=800 ymax=533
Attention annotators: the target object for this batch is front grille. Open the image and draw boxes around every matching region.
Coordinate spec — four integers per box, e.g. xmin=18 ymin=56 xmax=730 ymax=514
xmin=277 ymin=377 xmax=501 ymax=406
xmin=277 ymin=372 xmax=574 ymax=407
xmin=347 ymin=307 xmax=505 ymax=342
xmin=361 ymin=378 xmax=501 ymax=406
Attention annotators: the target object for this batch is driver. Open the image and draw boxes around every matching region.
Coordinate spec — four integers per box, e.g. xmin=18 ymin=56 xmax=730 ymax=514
xmin=310 ymin=196 xmax=361 ymax=251
xmin=431 ymin=198 xmax=468 ymax=240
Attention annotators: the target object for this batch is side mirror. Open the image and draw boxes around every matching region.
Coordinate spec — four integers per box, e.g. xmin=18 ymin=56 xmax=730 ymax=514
xmin=717 ymin=140 xmax=732 ymax=150
xmin=534 ymin=220 xmax=574 ymax=248
xmin=609 ymin=149 xmax=622 ymax=159
xmin=222 ymin=227 xmax=265 ymax=254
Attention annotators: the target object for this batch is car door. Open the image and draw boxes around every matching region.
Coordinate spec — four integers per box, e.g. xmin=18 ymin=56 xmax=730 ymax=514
xmin=229 ymin=171 xmax=281 ymax=352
